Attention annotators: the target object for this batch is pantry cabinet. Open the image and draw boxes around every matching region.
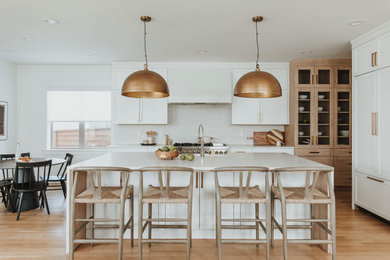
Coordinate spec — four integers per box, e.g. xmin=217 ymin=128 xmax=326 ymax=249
xmin=231 ymin=67 xmax=289 ymax=125
xmin=352 ymin=21 xmax=390 ymax=220
xmin=285 ymin=59 xmax=352 ymax=187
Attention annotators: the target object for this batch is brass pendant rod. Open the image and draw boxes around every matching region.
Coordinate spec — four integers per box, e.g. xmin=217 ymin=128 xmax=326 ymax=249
xmin=255 ymin=20 xmax=260 ymax=71
xmin=143 ymin=20 xmax=148 ymax=70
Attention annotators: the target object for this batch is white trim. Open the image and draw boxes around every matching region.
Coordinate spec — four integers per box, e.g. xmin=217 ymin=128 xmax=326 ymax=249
xmin=351 ymin=19 xmax=390 ymax=48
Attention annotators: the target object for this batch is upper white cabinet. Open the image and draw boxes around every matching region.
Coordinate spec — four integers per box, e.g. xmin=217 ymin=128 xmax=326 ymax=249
xmin=353 ymin=40 xmax=378 ymax=76
xmin=167 ymin=68 xmax=232 ymax=103
xmin=112 ymin=65 xmax=168 ymax=124
xmin=378 ymin=32 xmax=390 ymax=69
xmin=231 ymin=67 xmax=289 ymax=125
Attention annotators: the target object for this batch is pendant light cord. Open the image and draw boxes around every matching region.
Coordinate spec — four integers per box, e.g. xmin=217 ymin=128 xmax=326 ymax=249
xmin=143 ymin=20 xmax=148 ymax=69
xmin=255 ymin=20 xmax=260 ymax=70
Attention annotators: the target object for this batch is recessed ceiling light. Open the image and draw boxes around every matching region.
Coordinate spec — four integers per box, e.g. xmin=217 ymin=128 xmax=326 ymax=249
xmin=197 ymin=50 xmax=208 ymax=55
xmin=3 ymin=49 xmax=16 ymax=53
xmin=301 ymin=50 xmax=312 ymax=55
xmin=349 ymin=20 xmax=364 ymax=26
xmin=42 ymin=18 xmax=59 ymax=25
xmin=87 ymin=49 xmax=97 ymax=54
xmin=21 ymin=37 xmax=33 ymax=42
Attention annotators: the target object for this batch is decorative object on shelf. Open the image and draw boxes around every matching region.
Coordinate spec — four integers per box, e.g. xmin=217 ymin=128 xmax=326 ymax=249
xmin=247 ymin=130 xmax=285 ymax=146
xmin=267 ymin=129 xmax=285 ymax=145
xmin=0 ymin=101 xmax=8 ymax=141
xmin=121 ymin=16 xmax=169 ymax=98
xmin=234 ymin=16 xmax=282 ymax=98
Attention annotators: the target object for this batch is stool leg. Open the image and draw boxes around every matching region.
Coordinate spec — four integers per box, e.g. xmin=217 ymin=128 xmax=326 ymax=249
xmin=16 ymin=192 xmax=24 ymax=221
xmin=118 ymin=198 xmax=125 ymax=260
xmin=138 ymin=201 xmax=143 ymax=260
xmin=255 ymin=203 xmax=259 ymax=248
xmin=130 ymin=193 xmax=134 ymax=247
xmin=186 ymin=200 xmax=192 ymax=260
xmin=280 ymin=198 xmax=288 ymax=260
xmin=310 ymin=204 xmax=314 ymax=247
xmin=148 ymin=203 xmax=152 ymax=248
xmin=216 ymin=200 xmax=222 ymax=260
xmin=331 ymin=200 xmax=337 ymax=260
xmin=271 ymin=192 xmax=275 ymax=249
xmin=90 ymin=203 xmax=95 ymax=248
xmin=70 ymin=199 xmax=76 ymax=260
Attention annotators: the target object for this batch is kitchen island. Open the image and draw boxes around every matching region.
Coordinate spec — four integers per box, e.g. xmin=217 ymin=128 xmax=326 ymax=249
xmin=66 ymin=152 xmax=333 ymax=254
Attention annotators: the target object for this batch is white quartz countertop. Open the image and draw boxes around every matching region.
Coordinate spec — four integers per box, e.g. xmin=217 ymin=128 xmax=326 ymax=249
xmin=70 ymin=152 xmax=332 ymax=172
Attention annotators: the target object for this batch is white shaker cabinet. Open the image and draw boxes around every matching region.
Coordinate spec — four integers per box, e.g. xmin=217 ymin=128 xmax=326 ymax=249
xmin=378 ymin=32 xmax=390 ymax=70
xmin=232 ymin=68 xmax=289 ymax=125
xmin=353 ymin=40 xmax=378 ymax=76
xmin=112 ymin=67 xmax=168 ymax=124
xmin=378 ymin=67 xmax=390 ymax=180
xmin=353 ymin=73 xmax=379 ymax=177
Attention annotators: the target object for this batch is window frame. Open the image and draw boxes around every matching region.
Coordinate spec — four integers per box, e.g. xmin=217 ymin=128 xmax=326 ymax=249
xmin=46 ymin=87 xmax=112 ymax=150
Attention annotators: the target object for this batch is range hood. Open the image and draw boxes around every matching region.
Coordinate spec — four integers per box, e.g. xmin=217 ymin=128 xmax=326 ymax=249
xmin=167 ymin=68 xmax=232 ymax=103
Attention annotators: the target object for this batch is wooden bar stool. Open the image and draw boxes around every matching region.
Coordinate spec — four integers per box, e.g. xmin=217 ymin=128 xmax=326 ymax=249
xmin=138 ymin=167 xmax=194 ymax=260
xmin=70 ymin=167 xmax=134 ymax=260
xmin=214 ymin=166 xmax=271 ymax=260
xmin=271 ymin=167 xmax=336 ymax=260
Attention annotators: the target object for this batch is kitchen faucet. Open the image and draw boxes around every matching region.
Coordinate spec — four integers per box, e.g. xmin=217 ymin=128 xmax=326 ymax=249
xmin=198 ymin=124 xmax=205 ymax=157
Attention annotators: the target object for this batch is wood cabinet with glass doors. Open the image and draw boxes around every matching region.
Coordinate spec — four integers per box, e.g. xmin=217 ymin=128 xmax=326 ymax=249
xmin=285 ymin=59 xmax=352 ymax=188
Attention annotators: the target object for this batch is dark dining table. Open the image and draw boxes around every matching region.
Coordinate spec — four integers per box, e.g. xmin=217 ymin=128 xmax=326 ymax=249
xmin=0 ymin=157 xmax=66 ymax=212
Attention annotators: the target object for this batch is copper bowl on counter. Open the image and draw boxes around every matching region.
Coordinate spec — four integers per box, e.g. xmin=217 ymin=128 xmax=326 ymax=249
xmin=155 ymin=150 xmax=180 ymax=160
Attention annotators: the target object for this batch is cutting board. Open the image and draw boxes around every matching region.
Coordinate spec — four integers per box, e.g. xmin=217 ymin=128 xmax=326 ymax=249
xmin=247 ymin=132 xmax=270 ymax=146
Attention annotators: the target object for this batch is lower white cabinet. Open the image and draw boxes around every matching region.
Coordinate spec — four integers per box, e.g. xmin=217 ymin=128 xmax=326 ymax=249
xmin=232 ymin=68 xmax=289 ymax=125
xmin=354 ymin=171 xmax=390 ymax=220
xmin=113 ymin=90 xmax=168 ymax=124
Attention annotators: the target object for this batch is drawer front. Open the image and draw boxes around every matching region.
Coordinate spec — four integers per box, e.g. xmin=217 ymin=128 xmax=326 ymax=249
xmin=295 ymin=148 xmax=333 ymax=157
xmin=335 ymin=157 xmax=352 ymax=172
xmin=355 ymin=172 xmax=390 ymax=220
xmin=335 ymin=171 xmax=352 ymax=186
xmin=302 ymin=156 xmax=334 ymax=167
xmin=334 ymin=149 xmax=352 ymax=156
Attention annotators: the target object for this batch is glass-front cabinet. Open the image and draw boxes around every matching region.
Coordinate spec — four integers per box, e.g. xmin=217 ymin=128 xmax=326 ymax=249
xmin=296 ymin=66 xmax=332 ymax=88
xmin=335 ymin=66 xmax=352 ymax=87
xmin=334 ymin=89 xmax=352 ymax=147
xmin=295 ymin=89 xmax=333 ymax=148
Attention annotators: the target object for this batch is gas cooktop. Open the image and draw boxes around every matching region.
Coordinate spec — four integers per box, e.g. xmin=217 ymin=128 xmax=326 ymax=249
xmin=173 ymin=143 xmax=229 ymax=155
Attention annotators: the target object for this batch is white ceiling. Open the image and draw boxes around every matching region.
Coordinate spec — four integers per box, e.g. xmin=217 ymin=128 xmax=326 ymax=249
xmin=1 ymin=0 xmax=389 ymax=64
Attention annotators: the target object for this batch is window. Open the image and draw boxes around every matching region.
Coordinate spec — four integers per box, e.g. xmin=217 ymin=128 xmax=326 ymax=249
xmin=47 ymin=90 xmax=111 ymax=149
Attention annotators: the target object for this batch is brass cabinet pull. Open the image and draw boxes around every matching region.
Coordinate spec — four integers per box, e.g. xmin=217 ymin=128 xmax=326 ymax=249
xmin=374 ymin=52 xmax=378 ymax=66
xmin=367 ymin=176 xmax=384 ymax=183
xmin=201 ymin=172 xmax=204 ymax=188
xmin=375 ymin=112 xmax=378 ymax=136
xmin=195 ymin=172 xmax=199 ymax=188
xmin=371 ymin=112 xmax=375 ymax=135
xmin=316 ymin=74 xmax=318 ymax=84
xmin=371 ymin=53 xmax=375 ymax=67
xmin=309 ymin=151 xmax=320 ymax=154
xmin=316 ymin=136 xmax=318 ymax=145
xmin=311 ymin=136 xmax=314 ymax=145
xmin=312 ymin=75 xmax=314 ymax=84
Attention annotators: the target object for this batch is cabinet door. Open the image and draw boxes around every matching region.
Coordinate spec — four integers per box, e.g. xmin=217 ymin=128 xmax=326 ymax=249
xmin=334 ymin=89 xmax=352 ymax=148
xmin=260 ymin=90 xmax=288 ymax=124
xmin=295 ymin=66 xmax=314 ymax=87
xmin=335 ymin=66 xmax=352 ymax=87
xmin=232 ymin=69 xmax=260 ymax=124
xmin=232 ymin=97 xmax=260 ymax=124
xmin=378 ymin=32 xmax=390 ymax=69
xmin=141 ymin=98 xmax=168 ymax=124
xmin=353 ymin=40 xmax=378 ymax=76
xmin=315 ymin=89 xmax=333 ymax=148
xmin=113 ymin=89 xmax=140 ymax=124
xmin=379 ymin=68 xmax=390 ymax=180
xmin=295 ymin=89 xmax=315 ymax=147
xmin=314 ymin=66 xmax=333 ymax=88
xmin=353 ymin=73 xmax=379 ymax=176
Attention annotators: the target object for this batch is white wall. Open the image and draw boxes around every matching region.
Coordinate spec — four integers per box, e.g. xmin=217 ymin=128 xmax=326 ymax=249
xmin=16 ymin=65 xmax=112 ymax=158
xmin=0 ymin=60 xmax=17 ymax=153
xmin=16 ymin=64 xmax=285 ymax=159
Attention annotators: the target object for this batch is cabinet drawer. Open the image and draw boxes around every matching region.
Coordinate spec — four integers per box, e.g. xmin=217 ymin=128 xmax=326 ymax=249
xmin=354 ymin=172 xmax=390 ymax=220
xmin=295 ymin=148 xmax=332 ymax=157
xmin=334 ymin=149 xmax=352 ymax=156
xmin=335 ymin=157 xmax=352 ymax=171
xmin=302 ymin=156 xmax=333 ymax=167
xmin=335 ymin=171 xmax=352 ymax=186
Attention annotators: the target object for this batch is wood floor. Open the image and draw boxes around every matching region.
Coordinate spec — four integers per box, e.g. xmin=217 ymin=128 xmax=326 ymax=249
xmin=1 ymin=190 xmax=390 ymax=259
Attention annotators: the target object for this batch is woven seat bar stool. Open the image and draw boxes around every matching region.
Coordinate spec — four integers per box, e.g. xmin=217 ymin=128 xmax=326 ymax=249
xmin=70 ymin=167 xmax=134 ymax=260
xmin=271 ymin=167 xmax=336 ymax=260
xmin=138 ymin=167 xmax=194 ymax=260
xmin=214 ymin=166 xmax=271 ymax=260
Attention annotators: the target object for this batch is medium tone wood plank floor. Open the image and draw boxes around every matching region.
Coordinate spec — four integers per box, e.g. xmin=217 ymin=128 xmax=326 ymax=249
xmin=1 ymin=190 xmax=390 ymax=259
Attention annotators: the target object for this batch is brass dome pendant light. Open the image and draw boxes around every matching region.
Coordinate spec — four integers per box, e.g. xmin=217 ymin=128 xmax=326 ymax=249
xmin=234 ymin=16 xmax=282 ymax=98
xmin=121 ymin=16 xmax=169 ymax=98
